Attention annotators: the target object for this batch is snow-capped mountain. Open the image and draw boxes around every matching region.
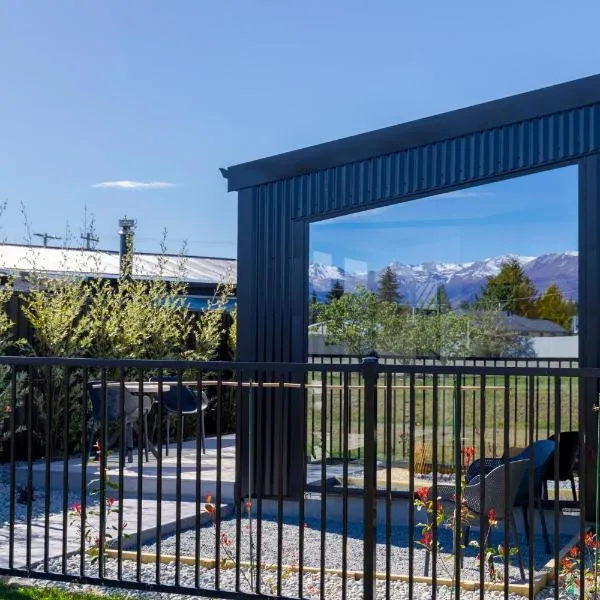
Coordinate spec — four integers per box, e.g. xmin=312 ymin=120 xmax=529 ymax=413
xmin=309 ymin=252 xmax=578 ymax=307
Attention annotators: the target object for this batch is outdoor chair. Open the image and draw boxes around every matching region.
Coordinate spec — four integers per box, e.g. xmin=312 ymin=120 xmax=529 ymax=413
xmin=148 ymin=377 xmax=209 ymax=455
xmin=466 ymin=440 xmax=556 ymax=555
xmin=426 ymin=459 xmax=529 ymax=580
xmin=542 ymin=431 xmax=579 ymax=502
xmin=86 ymin=382 xmax=153 ymax=465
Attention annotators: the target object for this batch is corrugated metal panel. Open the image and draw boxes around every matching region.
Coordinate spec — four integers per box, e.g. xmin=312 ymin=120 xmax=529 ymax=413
xmin=235 ymin=85 xmax=600 ymax=501
xmin=283 ymin=104 xmax=600 ymax=220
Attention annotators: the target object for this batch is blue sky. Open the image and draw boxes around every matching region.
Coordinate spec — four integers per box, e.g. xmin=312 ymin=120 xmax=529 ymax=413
xmin=1 ymin=1 xmax=598 ymax=259
xmin=311 ymin=166 xmax=578 ymax=269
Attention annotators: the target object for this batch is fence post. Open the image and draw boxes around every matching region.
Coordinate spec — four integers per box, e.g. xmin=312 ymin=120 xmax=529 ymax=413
xmin=362 ymin=352 xmax=379 ymax=600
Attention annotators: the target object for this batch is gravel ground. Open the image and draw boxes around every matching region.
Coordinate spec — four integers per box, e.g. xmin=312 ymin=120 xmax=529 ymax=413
xmin=0 ymin=464 xmax=95 ymax=526
xmin=12 ymin=553 xmax=561 ymax=599
xmin=140 ymin=515 xmax=569 ymax=585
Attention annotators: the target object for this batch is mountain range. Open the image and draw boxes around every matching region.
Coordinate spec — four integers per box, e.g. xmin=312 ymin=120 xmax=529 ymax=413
xmin=309 ymin=251 xmax=578 ymax=307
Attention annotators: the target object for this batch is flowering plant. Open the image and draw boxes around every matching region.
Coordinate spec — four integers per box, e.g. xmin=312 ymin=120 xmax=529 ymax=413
xmin=414 ymin=446 xmax=518 ymax=586
xmin=69 ymin=442 xmax=128 ymax=574
xmin=204 ymin=495 xmax=313 ymax=595
xmin=559 ymin=531 xmax=600 ymax=598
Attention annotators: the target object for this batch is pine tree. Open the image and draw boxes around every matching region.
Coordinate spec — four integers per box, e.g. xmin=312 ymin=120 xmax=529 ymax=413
xmin=327 ymin=280 xmax=344 ymax=303
xmin=377 ymin=266 xmax=400 ymax=303
xmin=434 ymin=284 xmax=451 ymax=313
xmin=536 ymin=283 xmax=577 ymax=330
xmin=476 ymin=258 xmax=538 ymax=317
xmin=309 ymin=290 xmax=320 ymax=323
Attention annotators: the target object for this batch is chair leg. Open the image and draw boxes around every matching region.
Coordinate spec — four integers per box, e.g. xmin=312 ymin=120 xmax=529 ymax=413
xmin=87 ymin=421 xmax=96 ymax=465
xmin=166 ymin=413 xmax=170 ymax=457
xmin=143 ymin=413 xmax=149 ymax=463
xmin=200 ymin=410 xmax=206 ymax=454
xmin=126 ymin=420 xmax=133 ymax=463
xmin=570 ymin=474 xmax=578 ymax=502
xmin=462 ymin=525 xmax=470 ymax=569
xmin=510 ymin=512 xmax=525 ymax=581
xmin=537 ymin=500 xmax=551 ymax=554
xmin=522 ymin=506 xmax=530 ymax=547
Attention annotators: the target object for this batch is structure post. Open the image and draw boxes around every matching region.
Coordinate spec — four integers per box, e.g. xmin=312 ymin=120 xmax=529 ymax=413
xmin=362 ymin=353 xmax=379 ymax=600
xmin=579 ymin=154 xmax=600 ymax=521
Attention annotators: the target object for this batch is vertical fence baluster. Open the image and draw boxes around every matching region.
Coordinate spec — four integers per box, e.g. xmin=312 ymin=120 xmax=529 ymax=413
xmin=362 ymin=354 xmax=378 ymax=600
xmin=61 ymin=366 xmax=70 ymax=575
xmin=553 ymin=376 xmax=561 ymax=600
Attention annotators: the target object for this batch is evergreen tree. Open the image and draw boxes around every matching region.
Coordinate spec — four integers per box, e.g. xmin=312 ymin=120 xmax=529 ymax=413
xmin=476 ymin=257 xmax=538 ymax=317
xmin=536 ymin=283 xmax=577 ymax=330
xmin=377 ymin=266 xmax=400 ymax=303
xmin=309 ymin=290 xmax=320 ymax=324
xmin=327 ymin=280 xmax=344 ymax=302
xmin=434 ymin=284 xmax=451 ymax=313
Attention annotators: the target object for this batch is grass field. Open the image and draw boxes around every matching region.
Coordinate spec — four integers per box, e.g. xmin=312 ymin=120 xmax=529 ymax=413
xmin=305 ymin=371 xmax=580 ymax=466
xmin=0 ymin=582 xmax=123 ymax=600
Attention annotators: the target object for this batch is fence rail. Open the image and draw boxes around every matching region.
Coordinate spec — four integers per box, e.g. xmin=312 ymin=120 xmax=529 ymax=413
xmin=0 ymin=355 xmax=595 ymax=600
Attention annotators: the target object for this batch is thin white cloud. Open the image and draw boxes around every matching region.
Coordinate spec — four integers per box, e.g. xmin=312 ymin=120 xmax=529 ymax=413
xmin=91 ymin=180 xmax=180 ymax=190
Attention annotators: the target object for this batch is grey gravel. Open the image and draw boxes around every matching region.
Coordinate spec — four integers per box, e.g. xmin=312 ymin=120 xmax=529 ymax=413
xmin=141 ymin=515 xmax=568 ymax=586
xmin=17 ymin=553 xmax=561 ymax=599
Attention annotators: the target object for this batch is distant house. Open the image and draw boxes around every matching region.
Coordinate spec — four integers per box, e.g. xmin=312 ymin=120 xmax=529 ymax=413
xmin=0 ymin=243 xmax=237 ymax=345
xmin=0 ymin=242 xmax=237 ymax=309
xmin=495 ymin=313 xmax=568 ymax=337
xmin=454 ymin=308 xmax=569 ymax=338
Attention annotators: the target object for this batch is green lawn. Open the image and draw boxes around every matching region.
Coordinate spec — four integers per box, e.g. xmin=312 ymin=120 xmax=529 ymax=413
xmin=306 ymin=371 xmax=580 ymax=465
xmin=0 ymin=583 xmax=124 ymax=600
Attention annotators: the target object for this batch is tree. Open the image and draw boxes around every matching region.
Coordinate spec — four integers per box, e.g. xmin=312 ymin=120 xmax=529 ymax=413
xmin=536 ymin=283 xmax=577 ymax=331
xmin=434 ymin=284 xmax=451 ymax=313
xmin=309 ymin=290 xmax=320 ymax=324
xmin=327 ymin=280 xmax=344 ymax=302
xmin=319 ymin=287 xmax=384 ymax=354
xmin=476 ymin=258 xmax=538 ymax=318
xmin=377 ymin=267 xmax=400 ymax=303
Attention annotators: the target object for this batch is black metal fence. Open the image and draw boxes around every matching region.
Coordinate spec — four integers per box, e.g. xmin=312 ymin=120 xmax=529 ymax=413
xmin=0 ymin=355 xmax=595 ymax=600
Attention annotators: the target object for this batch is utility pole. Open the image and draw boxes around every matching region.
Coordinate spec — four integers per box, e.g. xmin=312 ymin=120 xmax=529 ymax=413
xmin=81 ymin=230 xmax=99 ymax=250
xmin=33 ymin=232 xmax=62 ymax=247
xmin=118 ymin=217 xmax=136 ymax=278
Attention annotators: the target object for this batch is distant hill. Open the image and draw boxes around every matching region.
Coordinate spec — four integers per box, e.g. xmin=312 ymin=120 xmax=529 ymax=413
xmin=309 ymin=251 xmax=578 ymax=307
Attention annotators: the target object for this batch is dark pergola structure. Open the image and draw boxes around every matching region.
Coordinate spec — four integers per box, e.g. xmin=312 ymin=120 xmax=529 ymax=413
xmin=223 ymin=74 xmax=600 ymax=515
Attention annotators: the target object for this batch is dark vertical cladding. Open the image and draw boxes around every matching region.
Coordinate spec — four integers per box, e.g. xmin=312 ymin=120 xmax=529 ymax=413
xmin=231 ymin=75 xmax=600 ymax=500
xmin=236 ymin=185 xmax=306 ymax=499
xmin=579 ymin=155 xmax=600 ymax=520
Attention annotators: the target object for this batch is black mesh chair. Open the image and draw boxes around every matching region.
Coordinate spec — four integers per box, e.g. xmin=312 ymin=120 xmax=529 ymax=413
xmin=543 ymin=431 xmax=579 ymax=502
xmin=429 ymin=459 xmax=529 ymax=580
xmin=466 ymin=440 xmax=555 ymax=554
xmin=86 ymin=382 xmax=152 ymax=464
xmin=149 ymin=377 xmax=208 ymax=455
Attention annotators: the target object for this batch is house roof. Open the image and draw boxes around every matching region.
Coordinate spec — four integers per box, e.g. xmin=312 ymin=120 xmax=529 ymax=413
xmin=499 ymin=313 xmax=567 ymax=335
xmin=0 ymin=243 xmax=237 ymax=286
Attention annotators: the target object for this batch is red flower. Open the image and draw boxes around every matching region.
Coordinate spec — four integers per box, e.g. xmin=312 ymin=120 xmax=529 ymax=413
xmin=568 ymin=545 xmax=579 ymax=558
xmin=420 ymin=531 xmax=433 ymax=550
xmin=416 ymin=487 xmax=430 ymax=502
xmin=107 ymin=497 xmax=116 ymax=507
xmin=488 ymin=508 xmax=497 ymax=526
xmin=245 ymin=500 xmax=252 ymax=511
xmin=461 ymin=446 xmax=475 ymax=466
xmin=71 ymin=502 xmax=81 ymax=514
xmin=4 ymin=406 xmax=12 ymax=413
xmin=584 ymin=531 xmax=600 ymax=549
xmin=221 ymin=533 xmax=232 ymax=547
xmin=561 ymin=557 xmax=573 ymax=571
